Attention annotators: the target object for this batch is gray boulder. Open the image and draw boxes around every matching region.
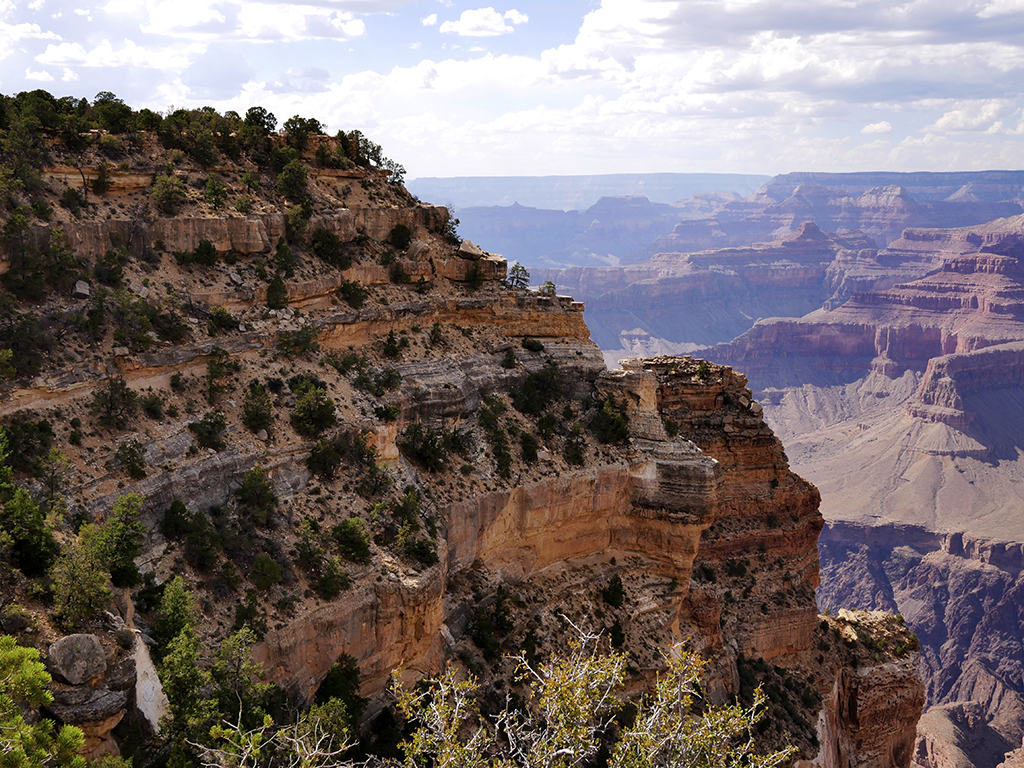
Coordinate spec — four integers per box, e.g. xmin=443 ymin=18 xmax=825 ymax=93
xmin=48 ymin=634 xmax=107 ymax=685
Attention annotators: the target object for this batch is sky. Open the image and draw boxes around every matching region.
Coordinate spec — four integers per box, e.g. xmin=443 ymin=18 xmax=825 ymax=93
xmin=2 ymin=0 xmax=1024 ymax=179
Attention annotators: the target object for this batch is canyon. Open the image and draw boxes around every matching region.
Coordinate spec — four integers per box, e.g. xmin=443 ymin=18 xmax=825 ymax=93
xmin=0 ymin=129 xmax=922 ymax=767
xmin=499 ymin=171 xmax=1024 ymax=768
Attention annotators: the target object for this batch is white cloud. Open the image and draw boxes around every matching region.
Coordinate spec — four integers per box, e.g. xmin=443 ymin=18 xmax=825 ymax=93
xmin=137 ymin=1 xmax=368 ymax=41
xmin=977 ymin=0 xmax=1024 ymax=18
xmin=24 ymin=67 xmax=53 ymax=81
xmin=861 ymin=121 xmax=892 ymax=134
xmin=36 ymin=39 xmax=197 ymax=69
xmin=422 ymin=13 xmax=437 ymax=25
xmin=61 ymin=66 xmax=77 ymax=81
xmin=933 ymin=100 xmax=1014 ymax=132
xmin=440 ymin=7 xmax=524 ymax=36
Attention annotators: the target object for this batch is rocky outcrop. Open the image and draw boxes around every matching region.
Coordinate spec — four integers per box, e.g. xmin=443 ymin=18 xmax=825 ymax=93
xmin=819 ymin=522 xmax=1024 ymax=768
xmin=41 ymin=633 xmax=135 ymax=761
xmin=815 ymin=611 xmax=926 ymax=768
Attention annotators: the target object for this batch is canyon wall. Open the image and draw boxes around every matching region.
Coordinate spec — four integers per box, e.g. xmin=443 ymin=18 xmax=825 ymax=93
xmin=700 ymin=213 xmax=1024 ymax=767
xmin=0 ymin=142 xmax=925 ymax=767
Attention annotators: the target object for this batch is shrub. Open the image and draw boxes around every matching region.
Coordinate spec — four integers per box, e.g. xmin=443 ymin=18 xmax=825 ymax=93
xmin=399 ymin=423 xmax=448 ymax=472
xmin=0 ymin=487 xmax=56 ymax=576
xmin=402 ymin=536 xmax=438 ymax=567
xmin=563 ymin=423 xmax=587 ymax=466
xmin=291 ymin=386 xmax=336 ymax=436
xmin=184 ymin=510 xmax=221 ymax=570
xmin=152 ymin=175 xmax=187 ymax=214
xmin=354 ymin=366 xmax=402 ymax=397
xmin=374 ymin=404 xmax=400 ymax=422
xmin=91 ymin=376 xmax=138 ymax=429
xmin=589 ymin=397 xmax=630 ymax=444
xmin=389 ymin=223 xmax=412 ymax=250
xmin=208 ymin=306 xmax=238 ymax=335
xmin=242 ymin=382 xmax=273 ymax=435
xmin=94 ymin=249 xmax=126 ymax=286
xmin=50 ymin=526 xmax=111 ymax=629
xmin=520 ymin=432 xmax=539 ymax=463
xmin=99 ymin=493 xmax=146 ymax=588
xmin=251 ymin=552 xmax=282 ymax=590
xmin=308 ymin=438 xmax=342 ymax=478
xmin=234 ymin=195 xmax=253 ymax=214
xmin=266 ymin=274 xmax=288 ymax=309
xmin=664 ymin=418 xmax=680 ymax=438
xmin=60 ymin=187 xmax=85 ymax=216
xmin=513 ymin=364 xmax=562 ymax=415
xmin=428 ymin=322 xmax=445 ymax=346
xmin=278 ymin=325 xmax=319 ymax=357
xmin=602 ymin=575 xmax=625 ymax=608
xmin=382 ymin=330 xmax=401 ymax=358
xmin=501 ymin=349 xmax=517 ymax=369
xmin=161 ymin=499 xmax=191 ymax=539
xmin=194 ymin=239 xmax=218 ymax=266
xmin=314 ymin=557 xmax=349 ymax=600
xmin=274 ymin=240 xmax=296 ymax=276
xmin=522 ymin=337 xmax=545 ymax=353
xmin=114 ymin=439 xmax=147 ymax=479
xmin=141 ymin=393 xmax=164 ymax=419
xmin=314 ymin=653 xmax=367 ymax=727
xmin=276 ymin=159 xmax=307 ymax=199
xmin=94 ymin=162 xmax=113 ymax=195
xmin=189 ymin=410 xmax=227 ymax=450
xmin=332 ymin=517 xmax=371 ymax=563
xmin=696 ymin=360 xmax=711 ymax=380
xmin=204 ymin=175 xmax=228 ymax=209
xmin=236 ymin=466 xmax=277 ymax=524
xmin=310 ymin=228 xmax=350 ymax=269
xmin=338 ymin=280 xmax=365 ymax=308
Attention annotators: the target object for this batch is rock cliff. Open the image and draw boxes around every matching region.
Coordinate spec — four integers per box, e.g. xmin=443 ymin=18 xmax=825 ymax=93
xmin=701 ymin=212 xmax=1024 ymax=767
xmin=0 ymin=125 xmax=921 ymax=767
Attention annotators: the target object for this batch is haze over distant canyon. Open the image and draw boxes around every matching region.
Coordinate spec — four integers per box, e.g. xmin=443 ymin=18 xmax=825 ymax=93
xmin=420 ymin=170 xmax=1024 ymax=768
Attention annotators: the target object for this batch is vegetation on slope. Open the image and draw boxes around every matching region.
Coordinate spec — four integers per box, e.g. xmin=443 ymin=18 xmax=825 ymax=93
xmin=0 ymin=89 xmax=806 ymax=767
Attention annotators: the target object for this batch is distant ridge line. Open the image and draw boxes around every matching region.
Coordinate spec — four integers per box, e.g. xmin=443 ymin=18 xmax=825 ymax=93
xmin=407 ymin=172 xmax=771 ymax=211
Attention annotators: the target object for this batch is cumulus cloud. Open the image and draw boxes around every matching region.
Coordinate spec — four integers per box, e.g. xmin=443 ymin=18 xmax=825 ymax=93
xmin=422 ymin=13 xmax=437 ymax=25
xmin=861 ymin=121 xmax=892 ymax=134
xmin=440 ymin=7 xmax=525 ymax=36
xmin=932 ymin=100 xmax=1014 ymax=132
xmin=36 ymin=38 xmax=197 ymax=69
xmin=24 ymin=67 xmax=52 ymax=81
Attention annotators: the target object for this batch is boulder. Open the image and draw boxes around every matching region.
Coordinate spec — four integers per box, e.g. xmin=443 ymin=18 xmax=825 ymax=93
xmin=48 ymin=634 xmax=106 ymax=685
xmin=458 ymin=240 xmax=485 ymax=259
xmin=73 ymin=280 xmax=91 ymax=299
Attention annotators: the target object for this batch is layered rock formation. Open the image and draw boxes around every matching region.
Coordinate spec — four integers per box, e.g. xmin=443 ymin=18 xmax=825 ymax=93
xmin=541 ymin=222 xmax=875 ymax=352
xmin=0 ymin=129 xmax=924 ymax=767
xmin=699 ymin=213 xmax=1024 ymax=766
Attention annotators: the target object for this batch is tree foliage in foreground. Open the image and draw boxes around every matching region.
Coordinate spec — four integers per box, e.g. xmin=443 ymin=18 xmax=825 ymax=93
xmin=0 ymin=635 xmax=86 ymax=768
xmin=193 ymin=633 xmax=795 ymax=768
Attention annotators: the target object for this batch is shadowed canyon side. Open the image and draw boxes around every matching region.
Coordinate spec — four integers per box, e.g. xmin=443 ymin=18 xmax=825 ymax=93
xmin=701 ymin=213 xmax=1024 ymax=768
